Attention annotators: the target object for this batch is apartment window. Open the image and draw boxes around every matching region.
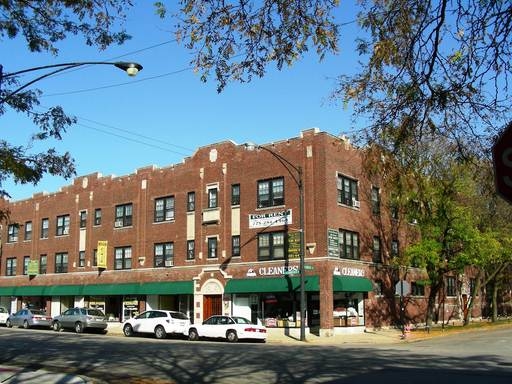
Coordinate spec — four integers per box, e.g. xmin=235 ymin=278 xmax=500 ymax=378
xmin=24 ymin=221 xmax=32 ymax=241
xmin=231 ymin=184 xmax=240 ymax=206
xmin=339 ymin=229 xmax=359 ymax=260
xmin=187 ymin=192 xmax=195 ymax=212
xmin=257 ymin=177 xmax=284 ymax=208
xmin=7 ymin=224 xmax=19 ymax=242
xmin=114 ymin=246 xmax=132 ymax=270
xmin=6 ymin=258 xmax=16 ymax=276
xmin=374 ymin=280 xmax=383 ymax=296
xmin=232 ymin=235 xmax=241 ymax=257
xmin=391 ymin=238 xmax=399 ymax=257
xmin=372 ymin=236 xmax=382 ymax=263
xmin=93 ymin=249 xmax=97 ymax=267
xmin=390 ymin=202 xmax=399 ymax=220
xmin=39 ymin=254 xmax=47 ymax=274
xmin=94 ymin=208 xmax=102 ymax=226
xmin=115 ymin=203 xmax=133 ymax=228
xmin=79 ymin=251 xmax=86 ymax=267
xmin=41 ymin=218 xmax=49 ymax=239
xmin=79 ymin=211 xmax=87 ymax=228
xmin=337 ymin=174 xmax=359 ymax=207
xmin=371 ymin=186 xmax=380 ymax=215
xmin=258 ymin=231 xmax=285 ymax=261
xmin=154 ymin=242 xmax=174 ymax=267
xmin=207 ymin=237 xmax=218 ymax=259
xmin=208 ymin=187 xmax=218 ymax=208
xmin=154 ymin=196 xmax=175 ymax=222
xmin=446 ymin=276 xmax=456 ymax=296
xmin=187 ymin=240 xmax=195 ymax=260
xmin=55 ymin=252 xmax=68 ymax=273
xmin=56 ymin=214 xmax=70 ymax=236
xmin=411 ymin=282 xmax=425 ymax=296
xmin=23 ymin=256 xmax=30 ymax=275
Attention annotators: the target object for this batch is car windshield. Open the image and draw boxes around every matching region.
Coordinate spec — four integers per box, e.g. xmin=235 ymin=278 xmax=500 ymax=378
xmin=233 ymin=317 xmax=252 ymax=324
xmin=31 ymin=310 xmax=46 ymax=315
xmin=170 ymin=312 xmax=188 ymax=320
xmin=87 ymin=309 xmax=105 ymax=317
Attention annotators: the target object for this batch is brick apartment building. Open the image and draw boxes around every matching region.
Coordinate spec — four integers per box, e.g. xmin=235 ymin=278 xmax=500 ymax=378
xmin=0 ymin=128 xmax=482 ymax=337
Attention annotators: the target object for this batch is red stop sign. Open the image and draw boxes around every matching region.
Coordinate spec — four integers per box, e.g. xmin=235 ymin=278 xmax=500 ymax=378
xmin=493 ymin=122 xmax=512 ymax=203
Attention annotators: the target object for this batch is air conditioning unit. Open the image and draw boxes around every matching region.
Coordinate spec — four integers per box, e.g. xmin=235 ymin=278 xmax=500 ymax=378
xmin=114 ymin=220 xmax=124 ymax=228
xmin=165 ymin=260 xmax=174 ymax=267
xmin=353 ymin=199 xmax=361 ymax=208
xmin=63 ymin=227 xmax=69 ymax=235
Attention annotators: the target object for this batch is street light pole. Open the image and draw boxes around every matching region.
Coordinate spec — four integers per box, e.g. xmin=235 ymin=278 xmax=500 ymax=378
xmin=245 ymin=143 xmax=307 ymax=341
xmin=0 ymin=61 xmax=143 ymax=103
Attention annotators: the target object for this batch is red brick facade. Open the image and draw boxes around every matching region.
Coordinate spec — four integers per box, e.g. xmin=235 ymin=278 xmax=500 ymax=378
xmin=0 ymin=129 xmax=482 ymax=336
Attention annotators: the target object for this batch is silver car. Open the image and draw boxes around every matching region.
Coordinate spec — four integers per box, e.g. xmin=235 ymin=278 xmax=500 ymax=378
xmin=52 ymin=307 xmax=108 ymax=333
xmin=6 ymin=308 xmax=52 ymax=329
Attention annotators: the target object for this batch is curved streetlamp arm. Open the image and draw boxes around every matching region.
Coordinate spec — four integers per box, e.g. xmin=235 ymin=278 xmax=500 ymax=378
xmin=0 ymin=61 xmax=142 ymax=104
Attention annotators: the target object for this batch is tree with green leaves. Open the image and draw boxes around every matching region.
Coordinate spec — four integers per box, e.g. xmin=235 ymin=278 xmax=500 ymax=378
xmin=0 ymin=0 xmax=132 ymax=204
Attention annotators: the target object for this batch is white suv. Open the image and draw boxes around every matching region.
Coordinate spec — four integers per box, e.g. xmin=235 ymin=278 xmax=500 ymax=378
xmin=122 ymin=310 xmax=189 ymax=339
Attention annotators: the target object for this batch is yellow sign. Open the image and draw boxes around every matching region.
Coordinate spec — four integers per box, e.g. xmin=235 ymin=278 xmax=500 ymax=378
xmin=287 ymin=232 xmax=301 ymax=259
xmin=97 ymin=240 xmax=108 ymax=269
xmin=27 ymin=260 xmax=39 ymax=276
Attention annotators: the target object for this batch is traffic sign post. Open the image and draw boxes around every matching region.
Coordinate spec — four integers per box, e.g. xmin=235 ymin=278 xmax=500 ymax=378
xmin=493 ymin=122 xmax=512 ymax=204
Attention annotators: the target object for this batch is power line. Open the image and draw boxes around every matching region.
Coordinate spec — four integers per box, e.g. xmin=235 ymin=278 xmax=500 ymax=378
xmin=75 ymin=121 xmax=192 ymax=157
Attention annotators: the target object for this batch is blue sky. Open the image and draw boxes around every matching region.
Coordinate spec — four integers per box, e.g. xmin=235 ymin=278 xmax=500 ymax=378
xmin=2 ymin=2 xmax=362 ymax=201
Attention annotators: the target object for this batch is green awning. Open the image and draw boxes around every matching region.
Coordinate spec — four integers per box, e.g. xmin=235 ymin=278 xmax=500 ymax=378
xmin=225 ymin=276 xmax=319 ymax=294
xmin=333 ymin=276 xmax=373 ymax=292
xmin=0 ymin=281 xmax=194 ymax=297
xmin=0 ymin=287 xmax=16 ymax=296
xmin=45 ymin=285 xmax=84 ymax=296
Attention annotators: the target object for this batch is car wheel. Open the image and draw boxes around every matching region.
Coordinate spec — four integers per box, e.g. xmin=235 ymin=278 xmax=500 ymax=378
xmin=75 ymin=322 xmax=84 ymax=333
xmin=188 ymin=328 xmax=199 ymax=341
xmin=52 ymin=321 xmax=61 ymax=332
xmin=226 ymin=330 xmax=238 ymax=342
xmin=154 ymin=325 xmax=167 ymax=339
xmin=23 ymin=320 xmax=30 ymax=329
xmin=123 ymin=324 xmax=134 ymax=337
xmin=6 ymin=319 xmax=12 ymax=328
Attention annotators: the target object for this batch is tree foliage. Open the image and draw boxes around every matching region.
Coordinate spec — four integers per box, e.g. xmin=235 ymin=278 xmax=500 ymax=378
xmin=0 ymin=0 xmax=133 ymax=200
xmin=163 ymin=0 xmax=340 ymax=92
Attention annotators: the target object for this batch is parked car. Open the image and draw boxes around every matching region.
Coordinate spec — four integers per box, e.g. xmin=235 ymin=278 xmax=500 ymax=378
xmin=52 ymin=307 xmax=108 ymax=333
xmin=187 ymin=315 xmax=267 ymax=343
xmin=123 ymin=310 xmax=190 ymax=339
xmin=0 ymin=306 xmax=10 ymax=326
xmin=6 ymin=308 xmax=52 ymax=329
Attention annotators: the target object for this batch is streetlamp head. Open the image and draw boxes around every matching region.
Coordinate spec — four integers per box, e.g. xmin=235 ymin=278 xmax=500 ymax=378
xmin=114 ymin=62 xmax=143 ymax=76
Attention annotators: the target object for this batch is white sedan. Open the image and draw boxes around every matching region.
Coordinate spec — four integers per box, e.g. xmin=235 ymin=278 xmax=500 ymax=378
xmin=187 ymin=315 xmax=267 ymax=342
xmin=0 ymin=306 xmax=9 ymax=325
xmin=122 ymin=310 xmax=190 ymax=339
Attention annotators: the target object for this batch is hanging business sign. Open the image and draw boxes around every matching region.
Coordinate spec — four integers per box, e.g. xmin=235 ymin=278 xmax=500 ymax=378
xmin=287 ymin=231 xmax=300 ymax=259
xmin=249 ymin=209 xmax=292 ymax=228
xmin=27 ymin=260 xmax=39 ymax=276
xmin=327 ymin=229 xmax=339 ymax=258
xmin=97 ymin=240 xmax=108 ymax=269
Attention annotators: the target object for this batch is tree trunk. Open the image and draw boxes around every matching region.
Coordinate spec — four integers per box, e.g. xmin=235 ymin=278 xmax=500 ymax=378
xmin=492 ymin=282 xmax=498 ymax=322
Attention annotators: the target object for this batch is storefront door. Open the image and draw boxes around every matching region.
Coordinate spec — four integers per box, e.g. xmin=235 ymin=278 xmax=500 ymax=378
xmin=203 ymin=295 xmax=222 ymax=320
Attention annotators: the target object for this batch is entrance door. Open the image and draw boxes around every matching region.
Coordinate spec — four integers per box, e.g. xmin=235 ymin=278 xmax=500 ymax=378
xmin=203 ymin=295 xmax=222 ymax=320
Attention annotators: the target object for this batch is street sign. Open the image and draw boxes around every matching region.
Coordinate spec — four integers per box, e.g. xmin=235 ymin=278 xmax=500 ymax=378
xmin=303 ymin=265 xmax=314 ymax=270
xmin=493 ymin=122 xmax=512 ymax=203
xmin=395 ymin=280 xmax=411 ymax=296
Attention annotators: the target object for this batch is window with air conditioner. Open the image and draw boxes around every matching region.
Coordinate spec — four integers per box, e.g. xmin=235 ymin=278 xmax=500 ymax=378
xmin=154 ymin=242 xmax=174 ymax=267
xmin=337 ymin=174 xmax=359 ymax=207
xmin=115 ymin=204 xmax=133 ymax=228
